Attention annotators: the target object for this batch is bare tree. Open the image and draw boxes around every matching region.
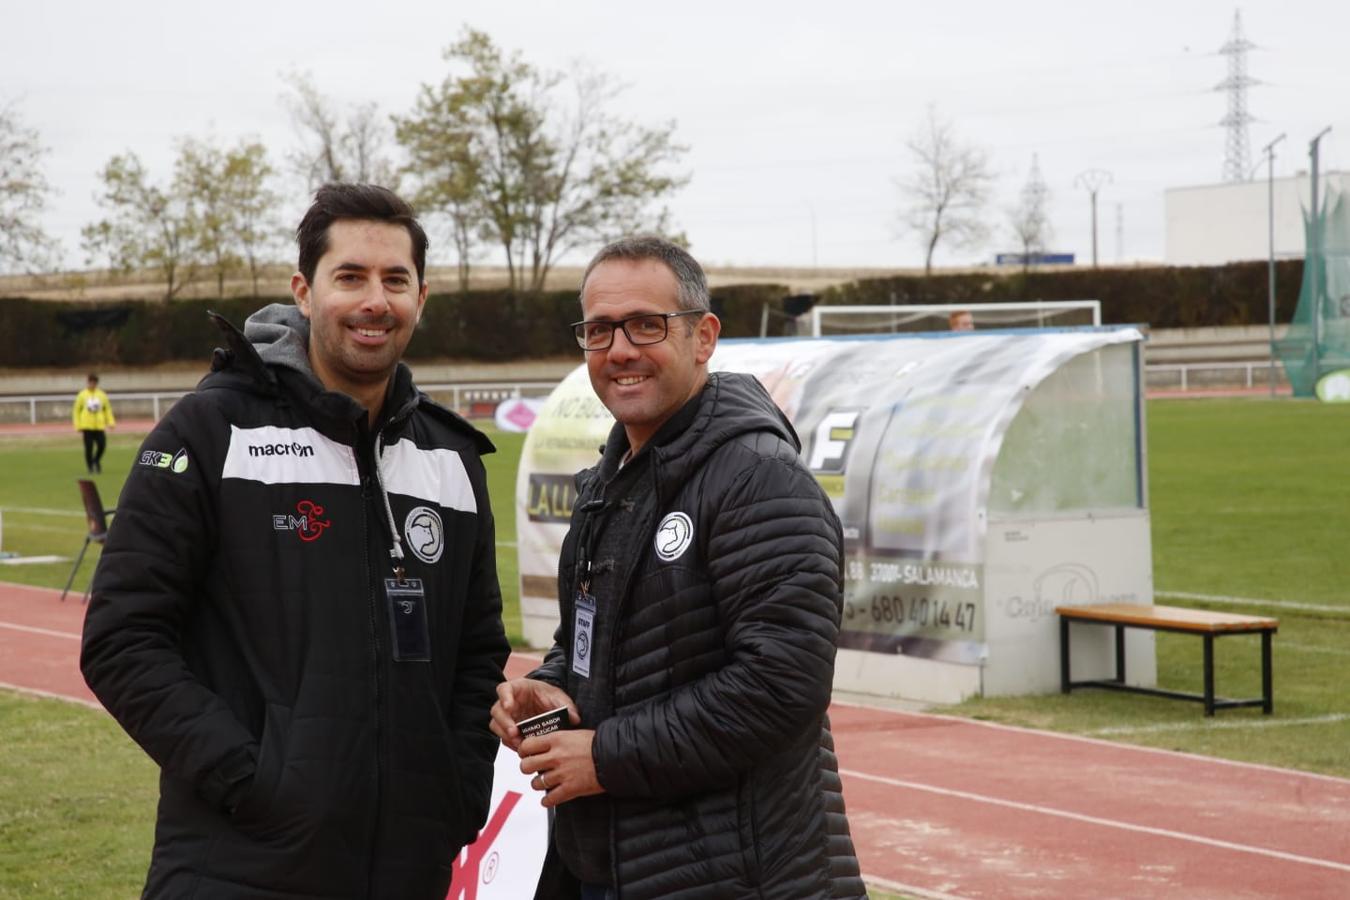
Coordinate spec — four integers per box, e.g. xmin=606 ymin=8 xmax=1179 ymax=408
xmin=224 ymin=143 xmax=283 ymax=297
xmin=0 ymin=101 xmax=58 ymax=272
xmin=176 ymin=138 xmax=282 ymax=297
xmin=176 ymin=139 xmax=239 ymax=298
xmin=1009 ymin=153 xmax=1053 ymax=273
xmin=82 ymin=152 xmax=197 ymax=300
xmin=898 ymin=105 xmax=994 ymax=275
xmin=394 ymin=29 xmax=687 ymax=292
xmin=281 ymin=71 xmax=400 ymax=191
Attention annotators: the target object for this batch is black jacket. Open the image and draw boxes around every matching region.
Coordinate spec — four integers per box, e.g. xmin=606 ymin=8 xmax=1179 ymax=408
xmin=531 ymin=372 xmax=865 ymax=899
xmin=81 ymin=307 xmax=510 ymax=899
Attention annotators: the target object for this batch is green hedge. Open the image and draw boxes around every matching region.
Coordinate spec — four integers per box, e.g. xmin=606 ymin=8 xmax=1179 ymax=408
xmin=0 ymin=261 xmax=1299 ymax=368
xmin=0 ymin=284 xmax=794 ymax=368
xmin=819 ymin=260 xmax=1304 ymax=329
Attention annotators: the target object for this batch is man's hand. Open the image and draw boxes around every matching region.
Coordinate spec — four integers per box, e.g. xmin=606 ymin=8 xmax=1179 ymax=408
xmin=518 ymin=729 xmax=604 ymax=808
xmin=489 ymin=678 xmax=579 ymax=752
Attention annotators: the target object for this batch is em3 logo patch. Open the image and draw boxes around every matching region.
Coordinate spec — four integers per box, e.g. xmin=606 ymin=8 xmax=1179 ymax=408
xmin=654 ymin=511 xmax=693 ymax=562
xmin=272 ymin=499 xmax=331 ymax=542
xmin=404 ymin=506 xmax=444 ymax=564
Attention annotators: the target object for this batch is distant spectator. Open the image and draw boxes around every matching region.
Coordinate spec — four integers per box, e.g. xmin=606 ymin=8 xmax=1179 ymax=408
xmin=948 ymin=309 xmax=975 ymax=331
xmin=72 ymin=374 xmax=115 ymax=474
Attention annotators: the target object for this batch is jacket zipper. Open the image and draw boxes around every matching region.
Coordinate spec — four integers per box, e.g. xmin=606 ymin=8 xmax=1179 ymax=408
xmin=602 ymin=466 xmax=658 ymax=895
xmin=361 ymin=461 xmax=384 ymax=898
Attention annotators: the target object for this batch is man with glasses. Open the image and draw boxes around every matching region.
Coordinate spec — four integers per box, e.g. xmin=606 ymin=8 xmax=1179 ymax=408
xmin=491 ymin=236 xmax=863 ymax=899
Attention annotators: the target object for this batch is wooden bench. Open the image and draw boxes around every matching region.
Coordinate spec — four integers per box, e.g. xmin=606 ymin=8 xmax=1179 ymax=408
xmin=1057 ymin=603 xmax=1278 ymax=716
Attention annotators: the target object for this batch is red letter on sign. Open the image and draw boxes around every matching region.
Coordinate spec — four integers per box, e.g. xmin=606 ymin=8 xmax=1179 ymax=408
xmin=446 ymin=791 xmax=523 ymax=900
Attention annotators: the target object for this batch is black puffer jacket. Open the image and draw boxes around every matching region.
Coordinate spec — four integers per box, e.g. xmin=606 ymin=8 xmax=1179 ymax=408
xmin=532 ymin=372 xmax=865 ymax=899
xmin=81 ymin=307 xmax=510 ymax=899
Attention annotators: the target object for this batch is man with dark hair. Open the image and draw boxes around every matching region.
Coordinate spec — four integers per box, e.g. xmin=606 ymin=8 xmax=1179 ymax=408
xmin=82 ymin=183 xmax=509 ymax=899
xmin=491 ymin=236 xmax=864 ymax=899
xmin=72 ymin=372 xmax=115 ymax=473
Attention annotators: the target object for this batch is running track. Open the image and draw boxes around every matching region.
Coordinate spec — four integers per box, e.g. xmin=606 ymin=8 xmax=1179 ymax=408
xmin=2 ymin=582 xmax=1347 ymax=898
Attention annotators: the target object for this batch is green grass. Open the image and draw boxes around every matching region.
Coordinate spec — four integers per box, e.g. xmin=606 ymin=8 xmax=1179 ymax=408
xmin=2 ymin=397 xmax=1348 ymax=896
xmin=1147 ymin=398 xmax=1350 ymax=605
xmin=0 ymin=691 xmax=157 ymax=898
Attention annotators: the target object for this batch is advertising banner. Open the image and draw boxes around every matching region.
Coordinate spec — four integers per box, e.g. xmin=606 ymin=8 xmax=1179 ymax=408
xmin=445 ymin=743 xmax=548 ymax=899
xmin=518 ymin=327 xmax=1144 ymax=664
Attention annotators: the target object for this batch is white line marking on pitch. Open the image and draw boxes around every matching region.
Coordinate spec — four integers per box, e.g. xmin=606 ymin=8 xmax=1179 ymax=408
xmin=864 ymin=875 xmax=970 ymax=900
xmin=840 ymin=768 xmax=1350 ymax=875
xmin=1155 ymin=590 xmax=1345 ymax=615
xmin=0 ymin=506 xmax=82 ymax=517
xmin=0 ymin=682 xmax=102 ymax=711
xmin=0 ymin=621 xmax=81 ymax=641
xmin=1088 ymin=714 xmax=1350 ymax=736
xmin=1280 ymin=641 xmax=1350 ymax=657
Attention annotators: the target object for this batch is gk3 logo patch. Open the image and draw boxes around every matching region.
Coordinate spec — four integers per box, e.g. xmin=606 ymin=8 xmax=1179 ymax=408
xmin=654 ymin=511 xmax=693 ymax=562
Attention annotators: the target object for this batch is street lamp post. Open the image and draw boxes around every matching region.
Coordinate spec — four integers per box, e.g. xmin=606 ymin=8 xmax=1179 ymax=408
xmin=1309 ymin=126 xmax=1333 ymax=385
xmin=1262 ymin=133 xmax=1286 ymax=397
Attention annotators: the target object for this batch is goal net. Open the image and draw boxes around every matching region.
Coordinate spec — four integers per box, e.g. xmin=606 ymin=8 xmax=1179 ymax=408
xmin=806 ymin=301 xmax=1101 ymax=337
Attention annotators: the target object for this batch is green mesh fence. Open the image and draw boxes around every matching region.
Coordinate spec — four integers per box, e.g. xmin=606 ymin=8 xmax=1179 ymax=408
xmin=1276 ymin=186 xmax=1350 ymax=396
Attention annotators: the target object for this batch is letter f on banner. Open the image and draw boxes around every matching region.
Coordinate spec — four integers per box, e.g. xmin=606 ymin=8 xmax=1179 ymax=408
xmin=808 ymin=410 xmax=860 ymax=473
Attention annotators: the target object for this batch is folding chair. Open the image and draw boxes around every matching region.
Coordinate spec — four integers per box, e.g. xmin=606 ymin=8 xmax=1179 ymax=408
xmin=61 ymin=479 xmax=115 ymax=603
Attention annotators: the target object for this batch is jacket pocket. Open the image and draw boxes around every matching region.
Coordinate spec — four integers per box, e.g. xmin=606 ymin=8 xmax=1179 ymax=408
xmin=737 ymin=775 xmax=762 ymax=887
xmin=229 ymin=703 xmax=291 ymax=838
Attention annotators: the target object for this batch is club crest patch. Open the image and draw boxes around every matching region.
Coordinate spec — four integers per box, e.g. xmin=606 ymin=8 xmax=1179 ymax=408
xmin=654 ymin=511 xmax=694 ymax=562
xmin=404 ymin=506 xmax=444 ymax=564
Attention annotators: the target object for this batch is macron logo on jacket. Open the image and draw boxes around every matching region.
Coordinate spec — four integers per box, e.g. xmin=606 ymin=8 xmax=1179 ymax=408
xmin=222 ymin=425 xmax=478 ymax=514
xmin=224 ymin=425 xmax=358 ymax=486
xmin=248 ymin=441 xmax=315 ymax=458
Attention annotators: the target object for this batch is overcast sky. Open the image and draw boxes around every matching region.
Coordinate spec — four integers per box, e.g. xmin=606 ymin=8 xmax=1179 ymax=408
xmin=4 ymin=0 xmax=1347 ymax=273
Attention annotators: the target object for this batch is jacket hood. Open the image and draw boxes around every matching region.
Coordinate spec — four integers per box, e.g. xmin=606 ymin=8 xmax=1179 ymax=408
xmin=639 ymin=371 xmax=799 ymax=491
xmin=204 ymin=307 xmax=494 ymax=454
xmin=243 ymin=303 xmax=321 ymax=384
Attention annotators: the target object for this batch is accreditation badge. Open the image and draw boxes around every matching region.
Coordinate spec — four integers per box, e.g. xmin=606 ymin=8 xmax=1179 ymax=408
xmin=571 ymin=589 xmax=596 ymax=678
xmin=384 ymin=577 xmax=430 ymax=662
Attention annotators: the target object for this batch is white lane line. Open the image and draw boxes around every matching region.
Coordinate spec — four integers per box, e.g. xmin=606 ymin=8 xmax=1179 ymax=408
xmin=1155 ymin=590 xmax=1345 ymax=615
xmin=0 ymin=506 xmax=82 ymax=517
xmin=0 ymin=681 xmax=103 ymax=711
xmin=1089 ymin=714 xmax=1350 ymax=736
xmin=865 ymin=874 xmax=970 ymax=900
xmin=1281 ymin=641 xmax=1350 ymax=657
xmin=829 ymin=700 xmax=1350 ymax=787
xmin=0 ymin=621 xmax=81 ymax=640
xmin=839 ymin=768 xmax=1350 ymax=875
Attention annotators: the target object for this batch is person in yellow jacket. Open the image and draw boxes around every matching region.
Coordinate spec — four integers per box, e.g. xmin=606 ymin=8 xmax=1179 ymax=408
xmin=73 ymin=373 xmax=115 ymax=473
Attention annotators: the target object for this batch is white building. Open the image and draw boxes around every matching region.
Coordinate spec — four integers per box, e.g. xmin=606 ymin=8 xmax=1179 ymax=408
xmin=1164 ymin=172 xmax=1349 ymax=265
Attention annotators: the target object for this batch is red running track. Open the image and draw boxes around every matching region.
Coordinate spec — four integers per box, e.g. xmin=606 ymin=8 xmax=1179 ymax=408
xmin=4 ymin=582 xmax=1348 ymax=898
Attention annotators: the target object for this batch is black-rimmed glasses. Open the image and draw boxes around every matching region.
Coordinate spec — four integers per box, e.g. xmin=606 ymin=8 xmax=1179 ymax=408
xmin=570 ymin=310 xmax=705 ymax=351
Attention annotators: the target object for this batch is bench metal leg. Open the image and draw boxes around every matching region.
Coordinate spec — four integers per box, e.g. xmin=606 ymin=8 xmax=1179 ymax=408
xmin=1060 ymin=617 xmax=1071 ymax=693
xmin=1262 ymin=631 xmax=1273 ymax=714
xmin=1203 ymin=635 xmax=1215 ymax=716
xmin=1114 ymin=625 xmax=1126 ymax=684
xmin=60 ymin=536 xmax=92 ymax=602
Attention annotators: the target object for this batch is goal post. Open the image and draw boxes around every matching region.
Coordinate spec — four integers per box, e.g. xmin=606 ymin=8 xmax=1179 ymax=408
xmin=807 ymin=301 xmax=1102 ymax=337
